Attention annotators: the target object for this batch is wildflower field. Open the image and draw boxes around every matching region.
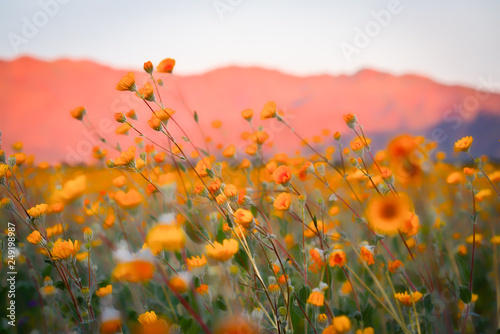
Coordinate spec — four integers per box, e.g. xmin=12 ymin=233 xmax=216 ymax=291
xmin=2 ymin=59 xmax=500 ymax=334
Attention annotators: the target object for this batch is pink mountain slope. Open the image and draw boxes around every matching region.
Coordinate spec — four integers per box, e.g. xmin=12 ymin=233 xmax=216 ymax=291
xmin=1 ymin=57 xmax=499 ymax=163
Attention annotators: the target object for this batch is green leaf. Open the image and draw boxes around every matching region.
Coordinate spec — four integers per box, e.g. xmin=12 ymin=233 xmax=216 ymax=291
xmin=54 ymin=280 xmax=66 ymax=291
xmin=206 ymin=168 xmax=214 ymax=179
xmin=459 ymin=285 xmax=472 ymax=304
xmin=194 ymin=111 xmax=199 ymax=123
xmin=215 ymin=297 xmax=227 ymax=311
xmin=250 ymin=205 xmax=258 ymax=217
xmin=42 ymin=265 xmax=53 ymax=278
xmin=298 ymin=285 xmax=310 ymax=304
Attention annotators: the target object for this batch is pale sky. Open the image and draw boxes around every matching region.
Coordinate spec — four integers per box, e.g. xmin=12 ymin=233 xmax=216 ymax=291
xmin=1 ymin=0 xmax=500 ymax=89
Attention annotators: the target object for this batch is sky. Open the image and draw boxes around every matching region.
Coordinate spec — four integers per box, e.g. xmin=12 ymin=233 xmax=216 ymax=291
xmin=1 ymin=0 xmax=500 ymax=89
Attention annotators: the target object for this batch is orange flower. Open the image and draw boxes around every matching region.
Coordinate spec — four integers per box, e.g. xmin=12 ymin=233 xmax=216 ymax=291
xmin=261 ymin=101 xmax=277 ymax=120
xmin=195 ymin=158 xmax=211 ymax=177
xmin=241 ymin=108 xmax=253 ymax=120
xmin=136 ymin=82 xmax=155 ymax=101
xmin=206 ymin=239 xmax=239 ymax=262
xmin=366 ymin=195 xmax=409 ymax=235
xmin=27 ymin=204 xmax=48 ymax=218
xmin=325 ymin=315 xmax=351 ymax=334
xmin=70 ymin=106 xmax=86 ymax=120
xmin=304 ymin=220 xmax=328 ymax=238
xmin=51 ymin=239 xmax=80 ymax=260
xmin=112 ymin=260 xmax=155 ymax=282
xmin=350 ymin=138 xmax=365 ymax=153
xmin=343 ymin=113 xmax=357 ymax=128
xmin=222 ymin=145 xmax=236 ymax=158
xmin=96 ymin=285 xmax=113 ymax=297
xmin=233 ymin=209 xmax=254 ymax=229
xmin=114 ymin=146 xmax=136 ymax=167
xmin=388 ymin=260 xmax=404 ymax=273
xmin=114 ymin=189 xmax=143 ymax=209
xmin=143 ymin=61 xmax=153 ymax=74
xmin=307 ymin=290 xmax=325 ymax=307
xmin=273 ymin=192 xmax=291 ymax=211
xmin=329 ymin=250 xmax=347 ymax=268
xmin=334 ymin=131 xmax=341 ymax=140
xmin=272 ymin=165 xmax=292 ymax=185
xmin=169 ymin=274 xmax=190 ymax=294
xmin=249 ymin=131 xmax=270 ymax=145
xmin=454 ymin=136 xmax=473 ymax=152
xmin=400 ymin=212 xmax=419 ymax=237
xmin=186 ymin=255 xmax=207 ymax=273
xmin=394 ymin=291 xmax=423 ymax=306
xmin=114 ymin=113 xmax=126 ymax=123
xmin=245 ymin=143 xmax=257 ymax=155
xmin=299 ymin=161 xmax=313 ymax=181
xmin=212 ymin=120 xmax=222 ymax=128
xmin=155 ymin=108 xmax=175 ymax=122
xmin=147 ymin=115 xmax=162 ymax=131
xmin=27 ymin=230 xmax=43 ymax=245
xmin=196 ymin=284 xmax=209 ymax=296
xmin=115 ymin=123 xmax=131 ymax=135
xmin=146 ymin=223 xmax=186 ymax=252
xmin=214 ymin=316 xmax=259 ymax=334
xmin=157 ymin=58 xmax=175 ymax=73
xmin=309 ymin=248 xmax=326 ymax=273
xmin=240 ymin=159 xmax=251 ymax=169
xmin=360 ymin=246 xmax=375 ymax=265
xmin=116 ymin=72 xmax=136 ymax=91
xmin=223 ymin=184 xmax=238 ymax=201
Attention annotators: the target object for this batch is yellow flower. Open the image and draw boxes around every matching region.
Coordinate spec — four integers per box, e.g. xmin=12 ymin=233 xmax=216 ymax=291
xmin=356 ymin=327 xmax=375 ymax=334
xmin=27 ymin=204 xmax=48 ymax=218
xmin=96 ymin=285 xmax=113 ymax=297
xmin=186 ymin=255 xmax=207 ymax=272
xmin=261 ymin=101 xmax=277 ymax=120
xmin=169 ymin=273 xmax=191 ymax=294
xmin=454 ymin=136 xmax=473 ymax=152
xmin=490 ymin=236 xmax=500 ymax=245
xmin=205 ymin=239 xmax=239 ymax=262
xmin=323 ymin=315 xmax=351 ymax=334
xmin=51 ymin=239 xmax=80 ymax=260
xmin=116 ymin=72 xmax=136 ymax=91
xmin=307 ymin=290 xmax=325 ymax=307
xmin=138 ymin=311 xmax=159 ymax=327
xmin=465 ymin=233 xmax=483 ymax=246
xmin=27 ymin=230 xmax=43 ymax=245
xmin=394 ymin=291 xmax=423 ymax=306
xmin=146 ymin=223 xmax=186 ymax=252
xmin=249 ymin=130 xmax=270 ymax=145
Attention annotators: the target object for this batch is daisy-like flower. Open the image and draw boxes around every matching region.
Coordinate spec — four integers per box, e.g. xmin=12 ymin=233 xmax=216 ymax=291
xmin=307 ymin=289 xmax=325 ymax=307
xmin=206 ymin=239 xmax=239 ymax=262
xmin=366 ymin=195 xmax=410 ymax=235
xmin=329 ymin=250 xmax=347 ymax=268
xmin=261 ymin=101 xmax=277 ymax=120
xmin=51 ymin=239 xmax=80 ymax=260
xmin=454 ymin=136 xmax=473 ymax=152
xmin=116 ymin=72 xmax=136 ymax=91
xmin=394 ymin=291 xmax=423 ymax=306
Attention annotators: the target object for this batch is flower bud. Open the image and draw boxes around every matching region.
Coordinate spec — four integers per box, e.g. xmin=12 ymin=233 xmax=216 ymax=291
xmin=143 ymin=61 xmax=153 ymax=74
xmin=114 ymin=113 xmax=127 ymax=123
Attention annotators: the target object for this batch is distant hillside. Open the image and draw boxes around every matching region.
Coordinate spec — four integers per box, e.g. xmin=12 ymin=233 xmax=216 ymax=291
xmin=1 ymin=57 xmax=499 ymax=163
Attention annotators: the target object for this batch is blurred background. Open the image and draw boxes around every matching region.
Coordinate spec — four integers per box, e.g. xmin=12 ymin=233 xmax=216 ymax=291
xmin=1 ymin=0 xmax=500 ymax=163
